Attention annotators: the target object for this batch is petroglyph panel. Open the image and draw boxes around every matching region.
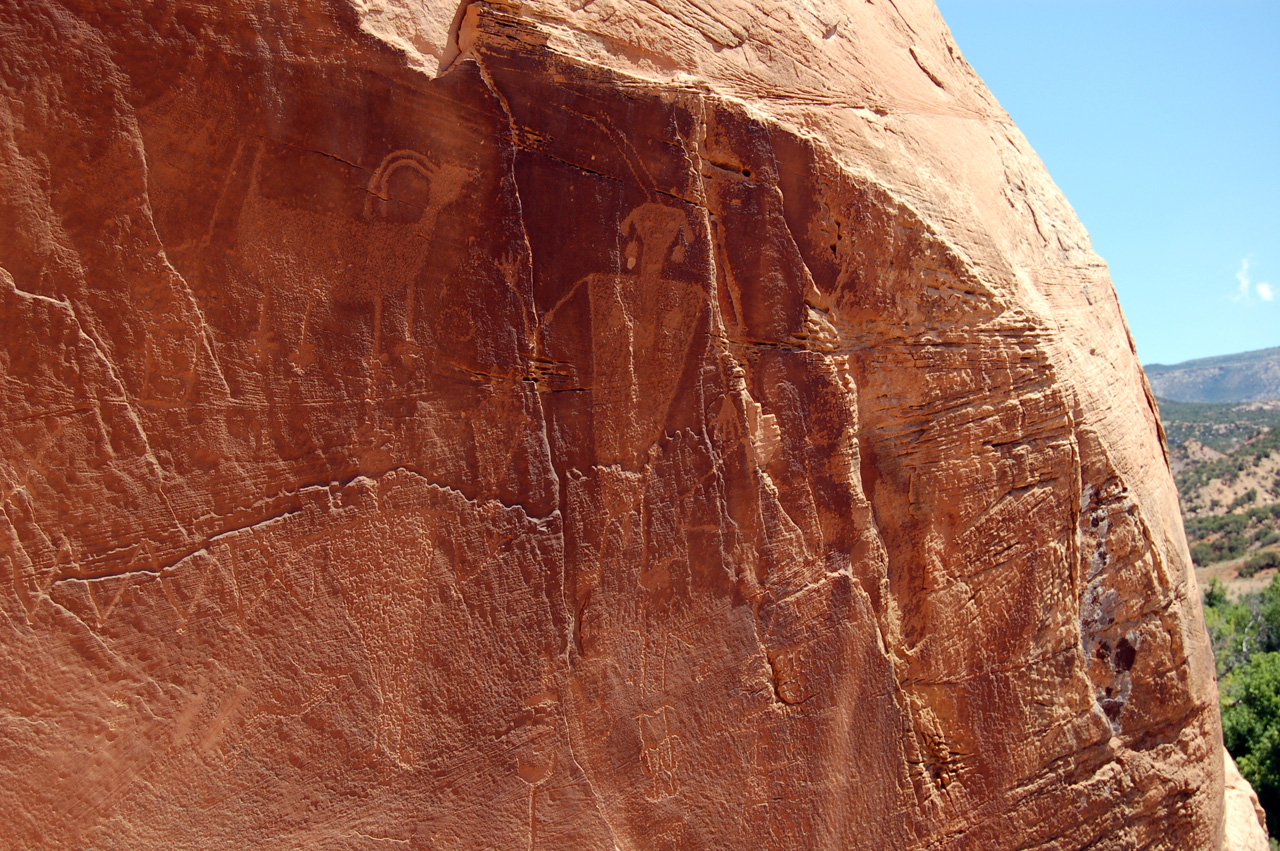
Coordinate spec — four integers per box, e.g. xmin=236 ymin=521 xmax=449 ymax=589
xmin=1 ymin=0 xmax=1223 ymax=848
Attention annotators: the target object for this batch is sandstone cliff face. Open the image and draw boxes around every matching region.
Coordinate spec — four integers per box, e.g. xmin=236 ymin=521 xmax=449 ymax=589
xmin=0 ymin=0 xmax=1224 ymax=848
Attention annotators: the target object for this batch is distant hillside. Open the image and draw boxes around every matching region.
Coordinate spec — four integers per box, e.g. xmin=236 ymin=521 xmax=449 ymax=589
xmin=1157 ymin=398 xmax=1280 ymax=452
xmin=1158 ymin=398 xmax=1280 ymax=570
xmin=1145 ymin=346 xmax=1280 ymax=403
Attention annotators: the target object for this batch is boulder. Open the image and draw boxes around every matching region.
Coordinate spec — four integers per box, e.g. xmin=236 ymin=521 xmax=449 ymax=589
xmin=0 ymin=0 xmax=1224 ymax=847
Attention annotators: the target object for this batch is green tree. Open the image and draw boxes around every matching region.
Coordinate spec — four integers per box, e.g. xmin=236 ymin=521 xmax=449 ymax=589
xmin=1222 ymin=652 xmax=1280 ymax=836
xmin=1205 ymin=589 xmax=1261 ymax=676
xmin=1259 ymin=579 xmax=1280 ymax=652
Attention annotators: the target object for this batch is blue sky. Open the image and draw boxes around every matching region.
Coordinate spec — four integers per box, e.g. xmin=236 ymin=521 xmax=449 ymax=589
xmin=935 ymin=1 xmax=1280 ymax=366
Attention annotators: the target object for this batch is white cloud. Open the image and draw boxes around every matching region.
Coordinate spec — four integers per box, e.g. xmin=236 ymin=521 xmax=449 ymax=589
xmin=1232 ymin=258 xmax=1272 ymax=303
xmin=1234 ymin=258 xmax=1252 ymax=301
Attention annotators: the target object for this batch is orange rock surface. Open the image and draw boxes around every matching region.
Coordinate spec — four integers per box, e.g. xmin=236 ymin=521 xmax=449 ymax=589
xmin=0 ymin=0 xmax=1226 ymax=847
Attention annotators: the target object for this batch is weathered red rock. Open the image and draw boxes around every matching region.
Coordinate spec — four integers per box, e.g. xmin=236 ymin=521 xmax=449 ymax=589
xmin=0 ymin=0 xmax=1226 ymax=847
xmin=1224 ymin=752 xmax=1270 ymax=850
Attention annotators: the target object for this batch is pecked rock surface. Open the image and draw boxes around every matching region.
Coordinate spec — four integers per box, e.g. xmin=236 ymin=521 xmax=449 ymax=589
xmin=0 ymin=0 xmax=1226 ymax=848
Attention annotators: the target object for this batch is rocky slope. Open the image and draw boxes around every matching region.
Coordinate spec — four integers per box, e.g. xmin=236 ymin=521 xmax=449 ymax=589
xmin=1159 ymin=400 xmax=1280 ymax=578
xmin=0 ymin=0 xmax=1226 ymax=848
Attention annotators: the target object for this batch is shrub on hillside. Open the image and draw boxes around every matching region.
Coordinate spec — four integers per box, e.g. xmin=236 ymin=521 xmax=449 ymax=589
xmin=1189 ymin=532 xmax=1252 ymax=565
xmin=1245 ymin=551 xmax=1280 ymax=578
xmin=1224 ymin=534 xmax=1250 ymax=562
xmin=1187 ymin=513 xmax=1249 ymax=537
xmin=1249 ymin=505 xmax=1278 ymax=522
xmin=1191 ymin=542 xmax=1216 ymax=566
xmin=1233 ymin=489 xmax=1260 ymax=510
